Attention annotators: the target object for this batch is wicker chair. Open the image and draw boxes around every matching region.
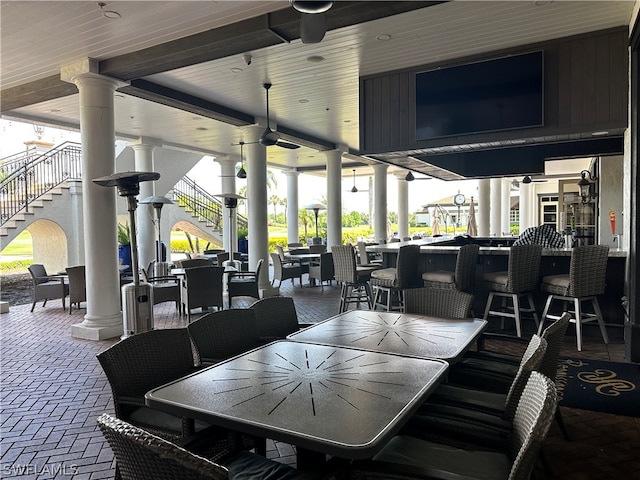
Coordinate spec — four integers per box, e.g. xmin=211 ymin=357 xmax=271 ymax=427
xmin=482 ymin=244 xmax=542 ymax=337
xmin=537 ymin=245 xmax=610 ymax=351
xmin=421 ymin=244 xmax=479 ymax=293
xmin=349 ymin=371 xmax=557 ymax=480
xmin=402 ymin=335 xmax=547 ymax=451
xmin=332 ymin=244 xmax=377 ymax=313
xmin=270 ymin=252 xmax=303 ymax=287
xmin=309 ymin=244 xmax=327 ymax=254
xmin=28 ymin=264 xmax=69 ymax=312
xmin=308 ymin=252 xmax=335 ymax=290
xmin=97 ymin=414 xmax=318 ymax=480
xmin=370 ymin=245 xmax=422 ymax=311
xmin=403 ymin=287 xmax=474 ymax=319
xmin=65 ymin=265 xmax=86 ymax=314
xmin=227 ymin=259 xmax=263 ymax=308
xmin=97 ymin=329 xmax=215 ymax=447
xmin=179 ymin=258 xmax=213 ymax=268
xmin=145 ymin=274 xmax=181 ymax=311
xmin=249 ymin=296 xmax=313 ymax=344
xmin=181 ymin=266 xmax=225 ymax=321
xmin=357 ymin=241 xmax=382 ymax=267
xmin=186 ymin=309 xmax=260 ymax=366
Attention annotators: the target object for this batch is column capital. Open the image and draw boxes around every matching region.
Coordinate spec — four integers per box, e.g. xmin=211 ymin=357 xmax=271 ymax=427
xmin=61 ymin=58 xmax=126 ymax=89
xmin=283 ymin=169 xmax=300 ymax=178
xmin=130 ymin=137 xmax=163 ymax=148
xmin=373 ymin=163 xmax=388 ymax=173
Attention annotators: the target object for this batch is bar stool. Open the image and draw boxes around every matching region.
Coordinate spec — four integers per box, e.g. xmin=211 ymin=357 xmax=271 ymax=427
xmin=482 ymin=244 xmax=542 ymax=337
xmin=537 ymin=245 xmax=609 ymax=351
xmin=332 ymin=244 xmax=378 ymax=313
xmin=370 ymin=245 xmax=422 ymax=311
xmin=422 ymin=244 xmax=479 ymax=293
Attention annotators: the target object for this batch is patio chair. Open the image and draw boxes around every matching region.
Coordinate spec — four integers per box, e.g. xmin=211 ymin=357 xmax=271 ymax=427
xmin=332 ymin=244 xmax=377 ymax=313
xmin=349 ymin=371 xmax=557 ymax=480
xmin=370 ymin=244 xmax=422 ymax=312
xmin=249 ymin=296 xmax=313 ymax=343
xmin=186 ymin=309 xmax=260 ymax=366
xmin=422 ymin=243 xmax=479 ymax=293
xmin=227 ymin=259 xmax=263 ymax=308
xmin=147 ymin=274 xmax=181 ymax=312
xmin=270 ymin=252 xmax=303 ymax=287
xmin=404 ymin=287 xmax=474 ymax=319
xmin=181 ymin=266 xmax=225 ymax=321
xmin=402 ymin=335 xmax=547 ymax=451
xmin=28 ymin=263 xmax=69 ymax=312
xmin=97 ymin=414 xmax=319 ymax=480
xmin=308 ymin=252 xmax=335 ymax=290
xmin=65 ymin=265 xmax=86 ymax=314
xmin=179 ymin=258 xmax=212 ymax=268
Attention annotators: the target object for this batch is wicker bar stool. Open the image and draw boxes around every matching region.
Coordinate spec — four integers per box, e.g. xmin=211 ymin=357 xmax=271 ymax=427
xmin=422 ymin=244 xmax=479 ymax=293
xmin=482 ymin=244 xmax=542 ymax=337
xmin=537 ymin=245 xmax=610 ymax=351
xmin=332 ymin=244 xmax=378 ymax=313
xmin=370 ymin=244 xmax=422 ymax=311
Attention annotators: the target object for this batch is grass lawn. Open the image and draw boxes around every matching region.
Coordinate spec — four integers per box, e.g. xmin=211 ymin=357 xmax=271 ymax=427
xmin=1 ymin=230 xmax=32 ymax=256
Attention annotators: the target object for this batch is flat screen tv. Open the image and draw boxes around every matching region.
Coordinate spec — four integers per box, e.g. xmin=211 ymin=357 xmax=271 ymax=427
xmin=416 ymin=51 xmax=543 ymax=141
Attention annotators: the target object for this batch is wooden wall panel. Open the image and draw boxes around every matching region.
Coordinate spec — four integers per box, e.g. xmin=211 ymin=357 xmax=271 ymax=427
xmin=361 ymin=27 xmax=628 ymax=154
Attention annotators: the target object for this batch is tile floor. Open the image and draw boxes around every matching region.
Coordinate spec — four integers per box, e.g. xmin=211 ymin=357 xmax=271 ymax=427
xmin=1 ymin=273 xmax=639 ymax=479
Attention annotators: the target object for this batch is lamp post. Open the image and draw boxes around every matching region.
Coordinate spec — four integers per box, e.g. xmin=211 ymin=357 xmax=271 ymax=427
xmin=213 ymin=193 xmax=246 ymax=270
xmin=306 ymin=203 xmax=326 ymax=245
xmin=139 ymin=195 xmax=173 ymax=277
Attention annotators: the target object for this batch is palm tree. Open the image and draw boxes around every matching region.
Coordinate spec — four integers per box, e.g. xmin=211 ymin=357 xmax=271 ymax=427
xmin=238 ymin=185 xmax=248 ymax=215
xmin=299 ymin=209 xmax=314 ymax=241
xmin=269 ymin=194 xmax=280 ymax=222
xmin=280 ymin=197 xmax=287 ymax=222
xmin=267 ymin=169 xmax=278 ymax=193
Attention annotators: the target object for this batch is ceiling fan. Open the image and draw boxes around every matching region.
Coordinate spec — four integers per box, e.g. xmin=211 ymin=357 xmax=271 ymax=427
xmin=259 ymin=83 xmax=300 ymax=150
xmin=290 ymin=1 xmax=333 ymax=44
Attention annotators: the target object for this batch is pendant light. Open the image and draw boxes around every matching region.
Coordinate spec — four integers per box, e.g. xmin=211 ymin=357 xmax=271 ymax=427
xmin=236 ymin=141 xmax=247 ymax=179
xmin=351 ymin=169 xmax=358 ymax=193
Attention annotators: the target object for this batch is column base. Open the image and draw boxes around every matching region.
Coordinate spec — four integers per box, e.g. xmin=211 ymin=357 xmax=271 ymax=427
xmin=71 ymin=313 xmax=123 ymax=341
xmin=0 ymin=301 xmax=9 ymax=313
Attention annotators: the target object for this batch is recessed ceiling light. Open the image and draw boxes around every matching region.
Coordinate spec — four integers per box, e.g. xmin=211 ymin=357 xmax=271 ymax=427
xmin=376 ymin=34 xmax=392 ymax=41
xmin=196 ymin=127 xmax=208 ymax=131
xmin=49 ymin=109 xmax=61 ymax=113
xmin=98 ymin=3 xmax=121 ymax=19
xmin=230 ymin=67 xmax=243 ymax=73
xmin=299 ymin=99 xmax=309 ymax=104
xmin=306 ymin=55 xmax=325 ymax=63
xmin=343 ymin=119 xmax=351 ymax=123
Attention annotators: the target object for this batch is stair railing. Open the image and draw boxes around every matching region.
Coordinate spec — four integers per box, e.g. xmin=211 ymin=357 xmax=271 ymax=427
xmin=0 ymin=142 xmax=82 ymax=225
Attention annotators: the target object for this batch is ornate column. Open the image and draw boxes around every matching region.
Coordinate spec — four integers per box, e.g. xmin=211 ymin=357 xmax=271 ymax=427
xmin=478 ymin=178 xmax=490 ymax=237
xmin=62 ymin=58 xmax=123 ymax=340
xmin=396 ymin=172 xmax=409 ymax=239
xmin=325 ymin=149 xmax=343 ymax=249
xmin=373 ymin=164 xmax=388 ymax=242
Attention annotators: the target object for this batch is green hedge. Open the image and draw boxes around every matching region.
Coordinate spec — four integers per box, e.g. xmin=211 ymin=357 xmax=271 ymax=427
xmin=0 ymin=259 xmax=32 ymax=273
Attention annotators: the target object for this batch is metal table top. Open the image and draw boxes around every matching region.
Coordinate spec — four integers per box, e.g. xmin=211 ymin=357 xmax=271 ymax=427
xmin=287 ymin=310 xmax=487 ymax=363
xmin=146 ymin=340 xmax=448 ymax=460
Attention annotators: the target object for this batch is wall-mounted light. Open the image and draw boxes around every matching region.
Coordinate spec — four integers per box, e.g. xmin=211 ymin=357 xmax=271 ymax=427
xmin=577 ymin=169 xmax=597 ymax=204
xmin=236 ymin=141 xmax=247 ymax=179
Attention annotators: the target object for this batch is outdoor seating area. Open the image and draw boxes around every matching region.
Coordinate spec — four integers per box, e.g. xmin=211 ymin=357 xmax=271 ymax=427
xmin=1 ymin=264 xmax=637 ymax=479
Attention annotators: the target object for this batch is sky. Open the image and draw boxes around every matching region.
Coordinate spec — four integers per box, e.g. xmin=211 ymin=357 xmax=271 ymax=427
xmin=0 ymin=119 xmax=478 ymax=214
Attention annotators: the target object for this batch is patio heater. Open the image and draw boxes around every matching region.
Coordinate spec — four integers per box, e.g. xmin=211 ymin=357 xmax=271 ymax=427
xmin=93 ymin=171 xmax=160 ymax=338
xmin=213 ymin=193 xmax=246 ymax=270
xmin=306 ymin=203 xmax=326 ymax=245
xmin=139 ymin=195 xmax=173 ymax=277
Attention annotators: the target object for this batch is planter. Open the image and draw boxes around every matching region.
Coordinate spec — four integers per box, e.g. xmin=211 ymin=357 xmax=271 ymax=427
xmin=238 ymin=238 xmax=248 ymax=254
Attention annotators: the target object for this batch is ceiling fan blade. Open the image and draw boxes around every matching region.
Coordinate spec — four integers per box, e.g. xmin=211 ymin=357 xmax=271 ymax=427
xmin=300 ymin=12 xmax=327 ymax=44
xmin=276 ymin=140 xmax=300 ymax=150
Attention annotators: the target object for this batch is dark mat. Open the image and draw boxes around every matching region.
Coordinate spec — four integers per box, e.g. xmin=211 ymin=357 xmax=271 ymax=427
xmin=556 ymin=358 xmax=640 ymax=417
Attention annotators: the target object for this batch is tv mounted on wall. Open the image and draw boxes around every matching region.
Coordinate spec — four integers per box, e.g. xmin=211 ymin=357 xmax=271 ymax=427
xmin=416 ymin=51 xmax=544 ymax=141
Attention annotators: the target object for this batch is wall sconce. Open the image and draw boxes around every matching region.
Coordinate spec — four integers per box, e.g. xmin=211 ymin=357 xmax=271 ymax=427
xmin=577 ymin=170 xmax=597 ymax=204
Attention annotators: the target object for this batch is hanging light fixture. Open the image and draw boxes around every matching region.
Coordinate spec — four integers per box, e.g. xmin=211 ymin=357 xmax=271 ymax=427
xmin=236 ymin=141 xmax=247 ymax=179
xmin=405 ymin=171 xmax=415 ymax=182
xmin=351 ymin=169 xmax=358 ymax=193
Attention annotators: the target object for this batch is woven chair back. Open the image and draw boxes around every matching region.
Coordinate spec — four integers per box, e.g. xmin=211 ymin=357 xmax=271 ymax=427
xmin=250 ymin=296 xmax=300 ymax=340
xmin=65 ymin=265 xmax=87 ymax=306
xmin=508 ymin=372 xmax=557 ymax=480
xmin=28 ymin=264 xmax=49 ymax=284
xmin=396 ymin=244 xmax=422 ymax=289
xmin=183 ymin=266 xmax=224 ymax=312
xmin=332 ymin=244 xmax=358 ymax=284
xmin=504 ymin=336 xmax=547 ymax=419
xmin=507 ymin=244 xmax=542 ymax=293
xmin=97 ymin=414 xmax=228 ymax=480
xmin=538 ymin=313 xmax=570 ymax=381
xmin=404 ymin=287 xmax=474 ymax=319
xmin=180 ymin=258 xmax=212 ymax=269
xmin=454 ymin=244 xmax=480 ymax=293
xmin=187 ymin=309 xmax=259 ymax=365
xmin=568 ymin=245 xmax=609 ymax=297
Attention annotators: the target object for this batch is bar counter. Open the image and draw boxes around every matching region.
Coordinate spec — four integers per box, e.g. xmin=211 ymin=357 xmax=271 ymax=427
xmin=367 ymin=238 xmax=627 ymax=335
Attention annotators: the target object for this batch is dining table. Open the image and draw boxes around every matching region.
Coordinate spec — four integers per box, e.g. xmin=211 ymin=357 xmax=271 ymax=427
xmin=145 ymin=340 xmax=448 ymax=468
xmin=287 ymin=310 xmax=487 ymax=363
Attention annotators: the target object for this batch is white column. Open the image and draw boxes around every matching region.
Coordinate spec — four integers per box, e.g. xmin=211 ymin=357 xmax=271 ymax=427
xmin=519 ymin=182 xmax=534 ymax=231
xmin=132 ymin=142 xmax=156 ymax=270
xmin=501 ymin=179 xmax=511 ymax=236
xmin=62 ymin=60 xmax=123 ymax=340
xmin=373 ymin=164 xmax=388 ymax=242
xmin=68 ymin=180 xmax=84 ymax=266
xmin=490 ymin=178 xmax=502 ymax=236
xmin=217 ymin=156 xmax=237 ymax=253
xmin=244 ymin=125 xmax=271 ymax=293
xmin=477 ymin=178 xmax=490 ymax=237
xmin=284 ymin=170 xmax=300 ymax=244
xmin=396 ymin=173 xmax=409 ymax=239
xmin=325 ymin=149 xmax=343 ymax=249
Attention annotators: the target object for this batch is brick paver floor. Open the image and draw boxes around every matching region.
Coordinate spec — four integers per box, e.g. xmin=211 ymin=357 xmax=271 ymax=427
xmin=1 ymin=270 xmax=639 ymax=478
